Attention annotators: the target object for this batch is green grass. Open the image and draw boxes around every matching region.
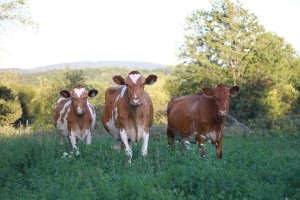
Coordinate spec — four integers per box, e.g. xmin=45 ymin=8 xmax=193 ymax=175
xmin=0 ymin=129 xmax=299 ymax=199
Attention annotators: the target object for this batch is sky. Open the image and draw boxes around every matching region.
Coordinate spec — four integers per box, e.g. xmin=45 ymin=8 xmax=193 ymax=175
xmin=0 ymin=0 xmax=299 ymax=69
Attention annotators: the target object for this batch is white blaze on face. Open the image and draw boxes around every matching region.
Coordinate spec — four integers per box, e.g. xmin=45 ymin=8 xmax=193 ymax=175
xmin=74 ymin=88 xmax=85 ymax=97
xmin=129 ymin=74 xmax=141 ymax=84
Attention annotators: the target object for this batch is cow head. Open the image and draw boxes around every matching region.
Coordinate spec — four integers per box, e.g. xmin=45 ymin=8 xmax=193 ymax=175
xmin=112 ymin=71 xmax=157 ymax=106
xmin=202 ymin=84 xmax=240 ymax=117
xmin=60 ymin=85 xmax=98 ymax=116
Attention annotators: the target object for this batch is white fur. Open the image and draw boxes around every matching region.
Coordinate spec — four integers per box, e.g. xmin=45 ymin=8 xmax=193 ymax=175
xmin=120 ymin=129 xmax=132 ymax=164
xmin=87 ymin=100 xmax=96 ymax=130
xmin=141 ymin=130 xmax=149 ymax=157
xmin=57 ymin=98 xmax=66 ymax=104
xmin=56 ymin=100 xmax=72 ymax=137
xmin=120 ymin=86 xmax=126 ymax=97
xmin=74 ymin=88 xmax=85 ymax=97
xmin=129 ymin=74 xmax=141 ymax=84
xmin=69 ymin=130 xmax=80 ymax=156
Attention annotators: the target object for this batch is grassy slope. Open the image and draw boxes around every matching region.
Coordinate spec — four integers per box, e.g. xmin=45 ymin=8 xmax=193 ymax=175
xmin=0 ymin=130 xmax=299 ymax=199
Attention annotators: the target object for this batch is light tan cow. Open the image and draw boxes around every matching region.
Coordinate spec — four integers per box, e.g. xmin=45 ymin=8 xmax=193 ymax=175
xmin=54 ymin=85 xmax=98 ymax=156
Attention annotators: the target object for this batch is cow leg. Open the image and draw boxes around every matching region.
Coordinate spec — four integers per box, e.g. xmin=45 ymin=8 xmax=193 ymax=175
xmin=85 ymin=130 xmax=92 ymax=145
xmin=60 ymin=135 xmax=64 ymax=145
xmin=69 ymin=131 xmax=80 ymax=156
xmin=141 ymin=130 xmax=149 ymax=157
xmin=167 ymin=127 xmax=175 ymax=147
xmin=216 ymin=131 xmax=223 ymax=159
xmin=196 ymin=134 xmax=206 ymax=157
xmin=179 ymin=140 xmax=189 ymax=155
xmin=113 ymin=140 xmax=121 ymax=151
xmin=120 ymin=129 xmax=132 ymax=164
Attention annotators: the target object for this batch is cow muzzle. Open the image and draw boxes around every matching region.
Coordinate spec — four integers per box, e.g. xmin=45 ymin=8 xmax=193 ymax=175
xmin=218 ymin=110 xmax=228 ymax=117
xmin=76 ymin=107 xmax=85 ymax=115
xmin=130 ymin=98 xmax=143 ymax=106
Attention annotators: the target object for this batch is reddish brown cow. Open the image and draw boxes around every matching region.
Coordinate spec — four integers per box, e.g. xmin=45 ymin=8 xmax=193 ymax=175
xmin=167 ymin=84 xmax=240 ymax=159
xmin=101 ymin=71 xmax=157 ymax=163
xmin=54 ymin=85 xmax=98 ymax=156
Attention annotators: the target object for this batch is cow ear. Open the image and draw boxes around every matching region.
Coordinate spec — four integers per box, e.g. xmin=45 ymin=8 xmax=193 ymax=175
xmin=60 ymin=90 xmax=71 ymax=98
xmin=88 ymin=90 xmax=98 ymax=98
xmin=202 ymin=87 xmax=214 ymax=98
xmin=113 ymin=75 xmax=125 ymax=85
xmin=145 ymin=75 xmax=157 ymax=85
xmin=230 ymin=86 xmax=240 ymax=97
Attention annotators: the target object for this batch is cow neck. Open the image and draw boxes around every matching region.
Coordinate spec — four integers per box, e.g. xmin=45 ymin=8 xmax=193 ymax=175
xmin=75 ymin=112 xmax=87 ymax=130
xmin=129 ymin=105 xmax=143 ymax=143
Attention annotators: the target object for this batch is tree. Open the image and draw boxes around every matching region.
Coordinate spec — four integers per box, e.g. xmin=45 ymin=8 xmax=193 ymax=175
xmin=0 ymin=85 xmax=22 ymax=126
xmin=175 ymin=0 xmax=299 ymax=121
xmin=32 ymin=69 xmax=89 ymax=130
xmin=179 ymin=0 xmax=264 ymax=88
xmin=0 ymin=0 xmax=35 ymax=33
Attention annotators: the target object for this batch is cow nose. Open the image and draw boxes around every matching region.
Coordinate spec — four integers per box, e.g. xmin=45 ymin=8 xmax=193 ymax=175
xmin=218 ymin=110 xmax=227 ymax=117
xmin=76 ymin=107 xmax=84 ymax=115
xmin=130 ymin=98 xmax=142 ymax=106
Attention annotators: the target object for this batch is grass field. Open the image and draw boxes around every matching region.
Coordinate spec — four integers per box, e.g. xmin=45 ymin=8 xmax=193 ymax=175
xmin=0 ymin=128 xmax=299 ymax=199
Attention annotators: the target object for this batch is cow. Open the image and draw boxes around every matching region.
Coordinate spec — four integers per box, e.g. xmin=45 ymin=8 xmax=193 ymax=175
xmin=101 ymin=71 xmax=157 ymax=163
xmin=167 ymin=83 xmax=240 ymax=159
xmin=54 ymin=85 xmax=98 ymax=156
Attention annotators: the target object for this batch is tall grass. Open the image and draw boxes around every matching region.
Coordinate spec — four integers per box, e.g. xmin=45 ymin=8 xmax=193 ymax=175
xmin=0 ymin=128 xmax=299 ymax=199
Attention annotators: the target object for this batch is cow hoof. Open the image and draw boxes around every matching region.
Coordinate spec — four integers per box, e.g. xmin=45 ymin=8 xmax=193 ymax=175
xmin=141 ymin=150 xmax=148 ymax=157
xmin=62 ymin=152 xmax=69 ymax=157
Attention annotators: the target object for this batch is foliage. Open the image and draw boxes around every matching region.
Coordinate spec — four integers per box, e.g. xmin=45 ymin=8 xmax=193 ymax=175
xmin=146 ymin=76 xmax=171 ymax=125
xmin=0 ymin=129 xmax=299 ymax=199
xmin=174 ymin=0 xmax=300 ymax=123
xmin=0 ymin=85 xmax=22 ymax=126
xmin=0 ymin=0 xmax=35 ymax=33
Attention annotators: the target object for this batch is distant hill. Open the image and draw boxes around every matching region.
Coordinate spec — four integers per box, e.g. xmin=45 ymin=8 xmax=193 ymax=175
xmin=0 ymin=61 xmax=166 ymax=73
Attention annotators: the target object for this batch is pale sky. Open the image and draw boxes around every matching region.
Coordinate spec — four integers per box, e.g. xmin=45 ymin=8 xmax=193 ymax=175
xmin=0 ymin=0 xmax=299 ymax=69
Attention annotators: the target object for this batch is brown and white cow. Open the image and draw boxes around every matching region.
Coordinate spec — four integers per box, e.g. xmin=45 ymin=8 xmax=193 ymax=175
xmin=101 ymin=71 xmax=157 ymax=163
xmin=54 ymin=85 xmax=98 ymax=156
xmin=167 ymin=83 xmax=240 ymax=159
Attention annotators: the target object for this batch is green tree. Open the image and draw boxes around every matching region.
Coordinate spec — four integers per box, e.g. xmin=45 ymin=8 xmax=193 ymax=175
xmin=175 ymin=0 xmax=299 ymax=121
xmin=178 ymin=0 xmax=264 ymax=89
xmin=32 ymin=69 xmax=89 ymax=130
xmin=0 ymin=85 xmax=22 ymax=126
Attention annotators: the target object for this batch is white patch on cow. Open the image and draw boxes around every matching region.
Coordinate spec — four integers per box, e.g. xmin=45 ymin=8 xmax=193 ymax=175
xmin=129 ymin=74 xmax=141 ymax=84
xmin=70 ymin=129 xmax=80 ymax=156
xmin=141 ymin=130 xmax=149 ymax=157
xmin=56 ymin=100 xmax=72 ymax=137
xmin=120 ymin=129 xmax=132 ymax=164
xmin=106 ymin=116 xmax=119 ymax=138
xmin=85 ymin=130 xmax=92 ymax=144
xmin=57 ymin=98 xmax=66 ymax=104
xmin=114 ymin=106 xmax=118 ymax=119
xmin=120 ymin=86 xmax=126 ymax=97
xmin=74 ymin=88 xmax=85 ymax=97
xmin=87 ymin=100 xmax=96 ymax=130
